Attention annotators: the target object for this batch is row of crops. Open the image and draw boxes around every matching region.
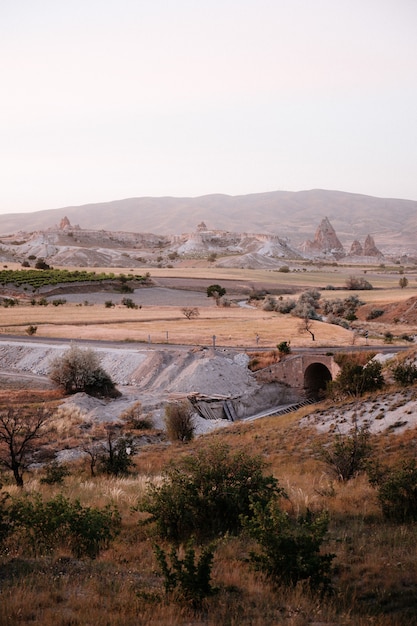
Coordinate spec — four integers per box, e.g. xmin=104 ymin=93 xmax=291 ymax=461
xmin=0 ymin=269 xmax=150 ymax=290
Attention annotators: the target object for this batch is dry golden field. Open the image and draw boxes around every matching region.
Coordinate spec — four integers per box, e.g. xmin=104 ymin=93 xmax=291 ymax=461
xmin=1 ymin=264 xmax=417 ymax=346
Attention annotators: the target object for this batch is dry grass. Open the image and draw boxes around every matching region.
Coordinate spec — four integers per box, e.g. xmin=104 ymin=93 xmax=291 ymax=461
xmin=2 ymin=393 xmax=417 ymax=624
xmin=0 ymin=302 xmax=361 ymax=347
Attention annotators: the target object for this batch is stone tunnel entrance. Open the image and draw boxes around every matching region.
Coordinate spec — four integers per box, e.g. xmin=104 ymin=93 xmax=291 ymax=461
xmin=303 ymin=362 xmax=332 ymax=399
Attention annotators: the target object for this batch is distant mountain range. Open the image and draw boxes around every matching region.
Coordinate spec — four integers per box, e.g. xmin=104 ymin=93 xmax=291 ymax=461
xmin=1 ymin=189 xmax=416 ymax=252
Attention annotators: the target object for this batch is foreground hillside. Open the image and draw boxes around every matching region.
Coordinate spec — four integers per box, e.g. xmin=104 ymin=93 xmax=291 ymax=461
xmin=1 ymin=377 xmax=417 ymax=624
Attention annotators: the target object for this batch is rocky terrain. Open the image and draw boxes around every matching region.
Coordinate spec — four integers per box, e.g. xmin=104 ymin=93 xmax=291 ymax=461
xmin=0 ymin=213 xmax=390 ymax=269
xmin=0 ymin=340 xmax=291 ymax=434
xmin=0 ymin=190 xmax=416 ymax=255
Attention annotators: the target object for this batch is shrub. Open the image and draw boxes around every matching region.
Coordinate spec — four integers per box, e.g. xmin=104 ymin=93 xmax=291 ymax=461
xmin=277 ymin=341 xmax=291 ymax=357
xmin=368 ymin=459 xmax=417 ymax=522
xmin=120 ymin=401 xmax=153 ymax=430
xmin=154 ymin=541 xmax=216 ymax=609
xmin=104 ymin=300 xmax=115 ymax=308
xmin=318 ymin=418 xmax=372 ymax=481
xmin=35 ymin=258 xmax=51 ymax=270
xmin=40 ymin=461 xmax=70 ymax=485
xmin=345 ymin=276 xmax=373 ymax=290
xmin=121 ymin=297 xmax=138 ymax=308
xmin=9 ymin=493 xmax=121 ymax=558
xmin=392 ymin=362 xmax=417 ymax=386
xmin=278 ymin=265 xmax=290 ymax=273
xmin=52 ymin=298 xmax=67 ymax=306
xmin=366 ymin=308 xmax=385 ymax=320
xmin=274 ymin=297 xmax=296 ymax=314
xmin=384 ymin=331 xmax=394 ymax=344
xmin=99 ymin=428 xmax=136 ymax=476
xmin=243 ymin=499 xmax=334 ymax=591
xmin=141 ymin=443 xmax=283 ymax=543
xmin=164 ymin=401 xmax=195 ymax=442
xmin=25 ymin=325 xmax=37 ymax=336
xmin=328 ymin=359 xmax=384 ymax=398
xmin=49 ymin=345 xmax=120 ymax=397
xmin=292 ymin=289 xmax=321 ymax=320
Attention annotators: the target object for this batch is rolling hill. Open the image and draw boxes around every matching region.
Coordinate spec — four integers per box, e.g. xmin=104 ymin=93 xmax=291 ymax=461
xmin=0 ymin=189 xmax=416 ymax=252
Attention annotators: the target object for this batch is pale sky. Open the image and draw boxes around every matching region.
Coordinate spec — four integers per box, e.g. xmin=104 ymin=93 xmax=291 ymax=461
xmin=1 ymin=0 xmax=417 ymax=214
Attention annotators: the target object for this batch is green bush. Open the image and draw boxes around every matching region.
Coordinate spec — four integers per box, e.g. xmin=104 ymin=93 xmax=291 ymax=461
xmin=141 ymin=443 xmax=283 ymax=543
xmin=154 ymin=541 xmax=216 ymax=609
xmin=8 ymin=493 xmax=121 ymax=558
xmin=368 ymin=459 xmax=417 ymax=522
xmin=366 ymin=308 xmax=385 ymax=320
xmin=277 ymin=341 xmax=291 ymax=356
xmin=99 ymin=433 xmax=136 ymax=477
xmin=121 ymin=297 xmax=138 ymax=309
xmin=243 ymin=499 xmax=334 ymax=591
xmin=391 ymin=362 xmax=417 ymax=386
xmin=328 ymin=359 xmax=384 ymax=398
xmin=49 ymin=345 xmax=120 ymax=398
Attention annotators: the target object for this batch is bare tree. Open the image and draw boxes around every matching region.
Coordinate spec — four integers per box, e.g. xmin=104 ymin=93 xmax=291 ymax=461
xmin=181 ymin=307 xmax=200 ymax=320
xmin=0 ymin=406 xmax=53 ymax=486
xmin=298 ymin=316 xmax=315 ymax=341
xmin=82 ymin=438 xmax=103 ymax=477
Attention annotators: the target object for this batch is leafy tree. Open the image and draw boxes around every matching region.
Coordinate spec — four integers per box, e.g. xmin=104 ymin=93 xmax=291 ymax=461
xmin=49 ymin=345 xmax=119 ymax=397
xmin=206 ymin=284 xmax=226 ymax=306
xmin=399 ymin=276 xmax=409 ymax=289
xmin=0 ymin=406 xmax=53 ymax=486
xmin=243 ymin=499 xmax=334 ymax=591
xmin=141 ymin=443 xmax=283 ymax=543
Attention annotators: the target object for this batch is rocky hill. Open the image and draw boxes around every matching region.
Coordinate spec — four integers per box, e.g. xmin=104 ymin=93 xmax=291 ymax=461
xmin=0 ymin=189 xmax=416 ymax=254
xmin=0 ymin=214 xmax=392 ymax=268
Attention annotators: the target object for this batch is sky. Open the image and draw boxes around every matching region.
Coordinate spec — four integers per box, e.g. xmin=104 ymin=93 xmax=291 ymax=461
xmin=1 ymin=0 xmax=417 ymax=214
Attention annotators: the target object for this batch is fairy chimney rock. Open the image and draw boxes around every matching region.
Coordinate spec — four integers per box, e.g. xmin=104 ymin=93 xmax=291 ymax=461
xmin=59 ymin=216 xmax=71 ymax=230
xmin=349 ymin=239 xmax=363 ymax=256
xmin=363 ymin=234 xmax=382 ymax=257
xmin=302 ymin=217 xmax=345 ymax=257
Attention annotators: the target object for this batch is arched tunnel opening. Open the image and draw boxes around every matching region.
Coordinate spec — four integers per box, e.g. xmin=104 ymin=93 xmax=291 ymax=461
xmin=304 ymin=363 xmax=332 ymax=399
